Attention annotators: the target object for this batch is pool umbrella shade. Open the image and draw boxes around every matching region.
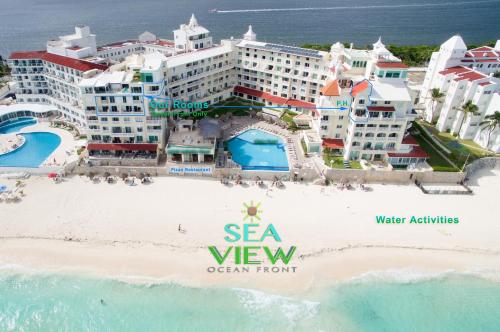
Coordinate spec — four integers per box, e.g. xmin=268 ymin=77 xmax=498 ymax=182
xmin=48 ymin=173 xmax=57 ymax=178
xmin=0 ymin=185 xmax=7 ymax=193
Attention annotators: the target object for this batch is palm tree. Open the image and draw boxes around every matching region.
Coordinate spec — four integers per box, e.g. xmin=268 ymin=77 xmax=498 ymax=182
xmin=479 ymin=111 xmax=500 ymax=148
xmin=457 ymin=100 xmax=479 ymax=137
xmin=429 ymin=88 xmax=444 ymax=121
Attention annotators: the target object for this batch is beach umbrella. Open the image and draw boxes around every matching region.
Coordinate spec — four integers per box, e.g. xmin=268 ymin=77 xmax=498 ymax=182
xmin=48 ymin=173 xmax=57 ymax=178
xmin=0 ymin=185 xmax=7 ymax=193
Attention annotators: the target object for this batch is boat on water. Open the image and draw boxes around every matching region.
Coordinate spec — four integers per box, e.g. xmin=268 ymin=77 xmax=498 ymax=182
xmin=208 ymin=9 xmax=218 ymax=13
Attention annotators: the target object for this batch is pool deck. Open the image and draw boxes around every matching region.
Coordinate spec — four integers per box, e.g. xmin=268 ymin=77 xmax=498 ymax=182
xmin=3 ymin=121 xmax=83 ymax=171
xmin=0 ymin=134 xmax=25 ymax=155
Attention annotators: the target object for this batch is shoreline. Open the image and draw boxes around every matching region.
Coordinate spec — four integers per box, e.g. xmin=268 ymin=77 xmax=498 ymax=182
xmin=1 ymin=237 xmax=500 ymax=296
xmin=1 ymin=169 xmax=499 ymax=295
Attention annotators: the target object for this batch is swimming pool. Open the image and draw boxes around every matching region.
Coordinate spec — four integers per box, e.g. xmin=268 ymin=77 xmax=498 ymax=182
xmin=227 ymin=129 xmax=289 ymax=171
xmin=0 ymin=117 xmax=37 ymax=134
xmin=0 ymin=118 xmax=61 ymax=168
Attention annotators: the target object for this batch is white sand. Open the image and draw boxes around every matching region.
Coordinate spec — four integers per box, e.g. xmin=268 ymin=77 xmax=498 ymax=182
xmin=0 ymin=169 xmax=499 ymax=294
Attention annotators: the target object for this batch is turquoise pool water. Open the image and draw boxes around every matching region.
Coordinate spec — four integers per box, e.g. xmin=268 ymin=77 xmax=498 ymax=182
xmin=1 ymin=272 xmax=499 ymax=331
xmin=0 ymin=118 xmax=61 ymax=168
xmin=227 ymin=129 xmax=289 ymax=171
xmin=0 ymin=117 xmax=36 ymax=134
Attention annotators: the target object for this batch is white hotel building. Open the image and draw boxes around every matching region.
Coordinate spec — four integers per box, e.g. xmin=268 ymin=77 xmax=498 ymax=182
xmin=421 ymin=36 xmax=500 ymax=153
xmin=8 ymin=15 xmax=429 ymax=166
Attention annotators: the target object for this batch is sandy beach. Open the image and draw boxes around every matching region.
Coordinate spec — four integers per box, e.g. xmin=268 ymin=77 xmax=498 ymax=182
xmin=1 ymin=169 xmax=499 ymax=295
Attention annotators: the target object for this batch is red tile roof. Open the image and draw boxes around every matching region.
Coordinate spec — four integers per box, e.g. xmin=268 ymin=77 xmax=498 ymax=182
xmin=388 ymin=146 xmax=429 ymax=159
xmin=285 ymin=99 xmax=315 ymax=109
xmin=465 ymin=46 xmax=499 ymax=58
xmin=438 ymin=66 xmax=469 ymax=76
xmin=376 ymin=62 xmax=408 ymax=69
xmin=402 ymin=135 xmax=418 ymax=145
xmin=9 ymin=50 xmax=108 ymax=72
xmin=87 ymin=143 xmax=158 ymax=152
xmin=322 ymin=138 xmax=344 ymax=149
xmin=233 ymin=86 xmax=318 ymax=115
xmin=351 ymin=80 xmax=369 ymax=97
xmin=9 ymin=51 xmax=47 ymax=59
xmin=234 ymin=86 xmax=287 ymax=104
xmin=42 ymin=53 xmax=108 ymax=72
xmin=321 ymin=80 xmax=340 ymax=96
xmin=366 ymin=106 xmax=396 ymax=112
xmin=453 ymin=71 xmax=486 ymax=82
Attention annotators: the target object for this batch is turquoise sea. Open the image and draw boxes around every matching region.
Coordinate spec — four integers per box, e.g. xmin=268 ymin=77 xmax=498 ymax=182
xmin=1 ymin=271 xmax=500 ymax=331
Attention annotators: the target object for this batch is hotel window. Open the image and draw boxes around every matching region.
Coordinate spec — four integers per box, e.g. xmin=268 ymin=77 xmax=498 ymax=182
xmin=322 ymin=115 xmax=329 ymax=121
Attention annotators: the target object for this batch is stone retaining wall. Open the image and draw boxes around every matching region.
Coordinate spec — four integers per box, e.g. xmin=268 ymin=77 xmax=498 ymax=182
xmin=464 ymin=157 xmax=500 ymax=178
xmin=325 ymin=168 xmax=465 ymax=184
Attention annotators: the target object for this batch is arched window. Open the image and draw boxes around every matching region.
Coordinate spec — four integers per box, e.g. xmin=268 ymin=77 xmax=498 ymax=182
xmin=365 ymin=132 xmax=375 ymax=137
xmin=377 ymin=133 xmax=386 ymax=137
xmin=389 ymin=133 xmax=397 ymax=138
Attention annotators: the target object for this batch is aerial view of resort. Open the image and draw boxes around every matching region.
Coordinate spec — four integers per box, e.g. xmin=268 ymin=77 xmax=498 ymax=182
xmin=1 ymin=0 xmax=500 ymax=330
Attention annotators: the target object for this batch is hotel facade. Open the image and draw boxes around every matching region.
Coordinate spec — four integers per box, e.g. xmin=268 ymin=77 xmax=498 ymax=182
xmin=11 ymin=15 xmax=489 ymax=167
xmin=421 ymin=36 xmax=500 ymax=153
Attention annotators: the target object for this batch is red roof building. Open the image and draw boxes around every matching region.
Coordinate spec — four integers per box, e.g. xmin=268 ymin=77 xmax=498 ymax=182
xmin=388 ymin=146 xmax=429 ymax=159
xmin=10 ymin=50 xmax=108 ymax=72
xmin=321 ymin=80 xmax=340 ymax=96
xmin=366 ymin=106 xmax=396 ymax=112
xmin=375 ymin=62 xmax=408 ymax=69
xmin=351 ymin=80 xmax=369 ymax=97
xmin=322 ymin=138 xmax=344 ymax=149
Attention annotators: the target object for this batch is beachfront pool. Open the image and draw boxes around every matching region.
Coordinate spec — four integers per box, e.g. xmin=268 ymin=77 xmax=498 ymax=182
xmin=0 ymin=118 xmax=61 ymax=168
xmin=227 ymin=129 xmax=289 ymax=171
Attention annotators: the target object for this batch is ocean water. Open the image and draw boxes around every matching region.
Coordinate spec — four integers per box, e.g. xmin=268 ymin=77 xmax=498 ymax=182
xmin=1 ymin=0 xmax=500 ymax=57
xmin=1 ymin=271 xmax=500 ymax=331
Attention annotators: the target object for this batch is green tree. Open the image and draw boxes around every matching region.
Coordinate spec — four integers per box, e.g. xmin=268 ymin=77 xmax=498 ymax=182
xmin=479 ymin=111 xmax=500 ymax=148
xmin=457 ymin=100 xmax=480 ymax=137
xmin=429 ymin=88 xmax=445 ymax=121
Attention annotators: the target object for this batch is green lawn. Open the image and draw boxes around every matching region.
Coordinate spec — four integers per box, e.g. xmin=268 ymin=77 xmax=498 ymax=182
xmin=323 ymin=152 xmax=362 ymax=169
xmin=416 ymin=120 xmax=493 ymax=167
xmin=300 ymin=138 xmax=308 ymax=155
xmin=412 ymin=131 xmax=459 ymax=172
xmin=280 ymin=109 xmax=301 ymax=131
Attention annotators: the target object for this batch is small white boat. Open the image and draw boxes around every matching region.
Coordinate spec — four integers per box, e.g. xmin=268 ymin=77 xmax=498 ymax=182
xmin=209 ymin=8 xmax=218 ymax=13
